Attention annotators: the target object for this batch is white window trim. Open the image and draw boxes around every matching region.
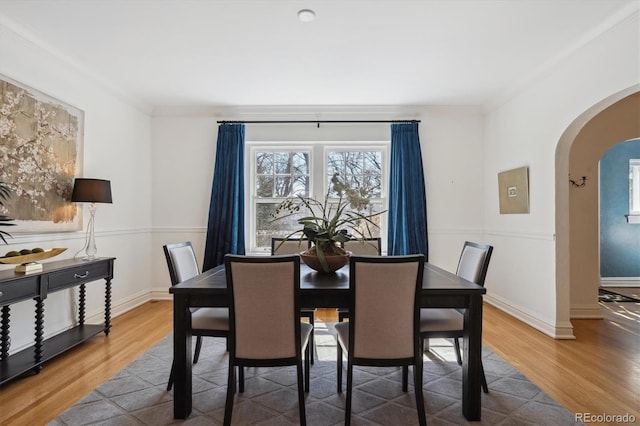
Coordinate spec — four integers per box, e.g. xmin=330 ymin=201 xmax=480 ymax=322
xmin=246 ymin=141 xmax=389 ymax=254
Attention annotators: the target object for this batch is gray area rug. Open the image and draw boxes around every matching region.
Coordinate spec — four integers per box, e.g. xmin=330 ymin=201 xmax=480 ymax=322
xmin=51 ymin=322 xmax=580 ymax=425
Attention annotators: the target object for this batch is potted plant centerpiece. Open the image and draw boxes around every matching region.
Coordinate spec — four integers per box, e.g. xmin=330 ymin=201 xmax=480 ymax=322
xmin=272 ymin=173 xmax=384 ymax=273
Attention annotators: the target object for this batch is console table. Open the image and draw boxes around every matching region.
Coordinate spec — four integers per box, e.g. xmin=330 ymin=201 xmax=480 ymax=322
xmin=0 ymin=257 xmax=115 ymax=385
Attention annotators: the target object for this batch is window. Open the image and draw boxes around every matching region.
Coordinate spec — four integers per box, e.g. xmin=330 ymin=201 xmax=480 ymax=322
xmin=248 ymin=143 xmax=388 ymax=252
xmin=629 ymin=159 xmax=640 ymax=223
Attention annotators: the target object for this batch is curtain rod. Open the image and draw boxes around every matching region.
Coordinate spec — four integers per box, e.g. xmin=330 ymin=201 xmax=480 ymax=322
xmin=217 ymin=119 xmax=420 ymax=125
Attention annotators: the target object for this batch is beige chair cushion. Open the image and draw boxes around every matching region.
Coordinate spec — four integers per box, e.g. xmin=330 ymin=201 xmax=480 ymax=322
xmin=191 ymin=307 xmax=229 ymax=331
xmin=169 ymin=245 xmax=200 ymax=283
xmin=456 ymin=245 xmax=487 ymax=284
xmin=419 ymin=308 xmax=463 ymax=332
xmin=352 ymin=261 xmax=419 ymax=359
xmin=273 ymin=240 xmax=307 ymax=255
xmin=300 ymin=322 xmax=313 ymax=350
xmin=342 ymin=239 xmax=381 ymax=256
xmin=230 ymin=261 xmax=298 ymax=359
xmin=335 ymin=321 xmax=349 ymax=350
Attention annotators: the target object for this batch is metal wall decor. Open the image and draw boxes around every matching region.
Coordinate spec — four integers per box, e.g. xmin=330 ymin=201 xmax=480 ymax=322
xmin=498 ymin=166 xmax=530 ymax=214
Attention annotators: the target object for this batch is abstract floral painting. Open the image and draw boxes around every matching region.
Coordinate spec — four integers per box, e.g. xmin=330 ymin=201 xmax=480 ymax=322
xmin=0 ymin=75 xmax=83 ymax=233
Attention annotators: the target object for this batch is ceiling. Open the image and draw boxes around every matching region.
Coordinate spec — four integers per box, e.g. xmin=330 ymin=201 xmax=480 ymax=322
xmin=0 ymin=0 xmax=637 ymax=110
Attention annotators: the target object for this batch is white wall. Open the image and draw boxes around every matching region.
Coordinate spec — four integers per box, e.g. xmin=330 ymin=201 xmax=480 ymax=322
xmin=0 ymin=22 xmax=153 ymax=352
xmin=150 ymin=106 xmax=486 ymax=296
xmin=4 ymin=5 xmax=636 ymax=355
xmin=483 ymin=9 xmax=639 ymax=337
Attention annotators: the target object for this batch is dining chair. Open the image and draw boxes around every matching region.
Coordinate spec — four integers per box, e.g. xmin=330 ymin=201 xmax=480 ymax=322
xmin=335 ymin=254 xmax=426 ymax=426
xmin=223 ymin=254 xmax=312 ymax=426
xmin=164 ymin=242 xmax=229 ymax=391
xmin=271 ymin=237 xmax=316 ymax=364
xmin=337 ymin=237 xmax=382 ymax=322
xmin=419 ymin=241 xmax=493 ymax=393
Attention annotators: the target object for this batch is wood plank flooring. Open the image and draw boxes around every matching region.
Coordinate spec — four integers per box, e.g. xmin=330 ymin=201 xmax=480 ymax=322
xmin=0 ymin=301 xmax=638 ymax=425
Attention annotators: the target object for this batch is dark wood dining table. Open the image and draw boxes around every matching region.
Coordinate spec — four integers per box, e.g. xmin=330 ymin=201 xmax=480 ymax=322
xmin=170 ymin=261 xmax=486 ymax=421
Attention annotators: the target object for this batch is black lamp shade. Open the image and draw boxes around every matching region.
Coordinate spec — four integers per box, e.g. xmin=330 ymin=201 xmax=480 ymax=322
xmin=71 ymin=178 xmax=113 ymax=203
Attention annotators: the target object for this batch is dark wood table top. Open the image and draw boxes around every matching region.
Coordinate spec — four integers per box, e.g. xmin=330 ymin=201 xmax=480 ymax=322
xmin=170 ymin=262 xmax=486 ymax=296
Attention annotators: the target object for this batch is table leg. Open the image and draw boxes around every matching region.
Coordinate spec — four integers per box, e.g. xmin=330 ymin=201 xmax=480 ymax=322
xmin=462 ymin=295 xmax=482 ymax=420
xmin=79 ymin=284 xmax=86 ymax=326
xmin=34 ymin=298 xmax=44 ymax=372
xmin=104 ymin=279 xmax=112 ymax=335
xmin=173 ymin=295 xmax=193 ymax=419
xmin=1 ymin=306 xmax=10 ymax=361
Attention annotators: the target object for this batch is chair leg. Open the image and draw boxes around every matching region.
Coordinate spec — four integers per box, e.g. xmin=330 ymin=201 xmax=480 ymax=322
xmin=338 ymin=310 xmax=348 ymax=322
xmin=402 ymin=366 xmax=408 ymax=392
xmin=193 ymin=336 xmax=203 ymax=364
xmin=297 ymin=359 xmax=307 ymax=426
xmin=413 ymin=358 xmax=427 ymax=426
xmin=166 ymin=360 xmax=175 ymax=391
xmin=223 ymin=359 xmax=235 ymax=426
xmin=481 ymin=361 xmax=489 ymax=394
xmin=345 ymin=361 xmax=353 ymax=426
xmin=239 ymin=366 xmax=245 ymax=393
xmin=337 ymin=341 xmax=343 ymax=393
xmin=454 ymin=338 xmax=463 ymax=366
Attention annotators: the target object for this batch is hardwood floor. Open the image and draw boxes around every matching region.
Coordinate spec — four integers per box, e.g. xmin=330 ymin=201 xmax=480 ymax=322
xmin=0 ymin=301 xmax=638 ymax=425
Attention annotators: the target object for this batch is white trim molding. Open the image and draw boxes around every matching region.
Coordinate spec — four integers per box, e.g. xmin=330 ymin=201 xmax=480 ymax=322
xmin=485 ymin=294 xmax=576 ymax=339
xmin=601 ymin=277 xmax=640 ymax=287
xmin=570 ymin=304 xmax=604 ymax=320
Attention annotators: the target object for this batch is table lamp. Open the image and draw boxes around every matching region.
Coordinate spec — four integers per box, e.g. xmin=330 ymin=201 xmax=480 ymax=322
xmin=71 ymin=178 xmax=112 ymax=260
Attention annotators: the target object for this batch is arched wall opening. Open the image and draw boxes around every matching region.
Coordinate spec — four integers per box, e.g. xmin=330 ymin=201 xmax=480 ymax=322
xmin=556 ymin=88 xmax=640 ymax=325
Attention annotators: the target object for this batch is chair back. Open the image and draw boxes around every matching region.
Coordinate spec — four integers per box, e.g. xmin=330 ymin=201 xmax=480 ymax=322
xmin=342 ymin=237 xmax=382 ymax=256
xmin=224 ymin=255 xmax=301 ymax=360
xmin=349 ymin=255 xmax=424 ymax=359
xmin=163 ymin=241 xmax=199 ymax=285
xmin=271 ymin=237 xmax=311 ymax=255
xmin=456 ymin=241 xmax=493 ymax=286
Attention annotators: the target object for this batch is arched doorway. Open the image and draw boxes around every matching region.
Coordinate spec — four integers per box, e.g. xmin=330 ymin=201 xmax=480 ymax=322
xmin=556 ymin=87 xmax=640 ymax=328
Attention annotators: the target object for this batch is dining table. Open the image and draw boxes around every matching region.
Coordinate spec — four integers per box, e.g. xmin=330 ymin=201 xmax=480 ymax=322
xmin=169 ymin=261 xmax=487 ymax=421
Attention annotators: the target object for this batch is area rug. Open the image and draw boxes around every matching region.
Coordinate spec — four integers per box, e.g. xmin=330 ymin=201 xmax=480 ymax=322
xmin=50 ymin=323 xmax=580 ymax=425
xmin=598 ymin=288 xmax=640 ymax=303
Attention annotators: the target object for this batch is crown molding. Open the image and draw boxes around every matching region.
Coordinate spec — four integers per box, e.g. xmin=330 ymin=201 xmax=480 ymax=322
xmin=483 ymin=2 xmax=640 ymax=113
xmin=0 ymin=15 xmax=152 ymax=115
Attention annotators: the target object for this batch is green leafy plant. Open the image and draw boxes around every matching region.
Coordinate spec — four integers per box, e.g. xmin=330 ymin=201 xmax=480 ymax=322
xmin=0 ymin=181 xmax=15 ymax=244
xmin=272 ymin=173 xmax=384 ymax=271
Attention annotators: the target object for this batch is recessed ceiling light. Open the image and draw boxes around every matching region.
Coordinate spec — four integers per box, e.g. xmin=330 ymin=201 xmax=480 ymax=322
xmin=297 ymin=9 xmax=315 ymax=22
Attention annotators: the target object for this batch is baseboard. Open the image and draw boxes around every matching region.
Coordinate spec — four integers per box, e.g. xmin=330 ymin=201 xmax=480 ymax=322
xmin=484 ymin=294 xmax=576 ymax=339
xmin=600 ymin=277 xmax=640 ymax=287
xmin=7 ymin=291 xmax=152 ymax=356
xmin=85 ymin=290 xmax=151 ymax=324
xmin=151 ymin=289 xmax=172 ymax=301
xmin=569 ymin=304 xmax=604 ymax=319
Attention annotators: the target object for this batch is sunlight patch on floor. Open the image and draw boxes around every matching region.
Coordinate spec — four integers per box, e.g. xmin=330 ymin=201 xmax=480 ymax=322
xmin=313 ymin=322 xmax=462 ymax=364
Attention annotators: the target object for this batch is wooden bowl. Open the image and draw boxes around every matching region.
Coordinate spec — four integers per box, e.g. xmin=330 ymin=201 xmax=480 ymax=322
xmin=0 ymin=248 xmax=67 ymax=264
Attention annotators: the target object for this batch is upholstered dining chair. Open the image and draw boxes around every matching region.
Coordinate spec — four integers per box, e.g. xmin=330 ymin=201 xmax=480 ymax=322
xmin=337 ymin=237 xmax=382 ymax=322
xmin=341 ymin=237 xmax=382 ymax=256
xmin=164 ymin=242 xmax=229 ymax=391
xmin=223 ymin=254 xmax=312 ymax=426
xmin=335 ymin=254 xmax=426 ymax=426
xmin=271 ymin=237 xmax=316 ymax=364
xmin=419 ymin=241 xmax=493 ymax=393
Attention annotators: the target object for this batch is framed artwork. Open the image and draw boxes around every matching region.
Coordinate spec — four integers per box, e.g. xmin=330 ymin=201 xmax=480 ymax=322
xmin=0 ymin=74 xmax=84 ymax=233
xmin=498 ymin=166 xmax=530 ymax=214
